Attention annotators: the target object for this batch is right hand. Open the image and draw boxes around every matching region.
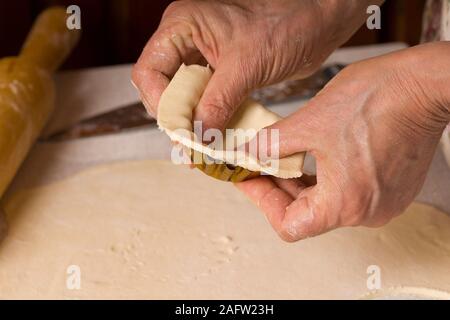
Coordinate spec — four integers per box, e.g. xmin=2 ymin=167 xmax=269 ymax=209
xmin=237 ymin=42 xmax=450 ymax=242
xmin=132 ymin=0 xmax=379 ymax=131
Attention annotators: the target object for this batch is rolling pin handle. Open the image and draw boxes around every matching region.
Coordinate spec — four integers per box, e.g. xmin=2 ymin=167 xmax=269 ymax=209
xmin=0 ymin=207 xmax=7 ymax=242
xmin=19 ymin=6 xmax=80 ymax=72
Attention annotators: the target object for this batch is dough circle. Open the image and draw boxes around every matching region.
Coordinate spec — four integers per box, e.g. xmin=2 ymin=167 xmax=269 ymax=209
xmin=0 ymin=160 xmax=449 ymax=299
xmin=362 ymin=286 xmax=450 ymax=300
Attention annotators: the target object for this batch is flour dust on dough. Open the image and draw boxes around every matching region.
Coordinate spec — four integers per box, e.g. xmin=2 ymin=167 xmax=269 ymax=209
xmin=0 ymin=160 xmax=449 ymax=299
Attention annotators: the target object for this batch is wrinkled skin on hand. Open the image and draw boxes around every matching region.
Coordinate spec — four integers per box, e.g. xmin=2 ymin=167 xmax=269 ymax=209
xmin=132 ymin=0 xmax=376 ymax=131
xmin=237 ymin=43 xmax=450 ymax=242
xmin=133 ymin=1 xmax=450 ymax=242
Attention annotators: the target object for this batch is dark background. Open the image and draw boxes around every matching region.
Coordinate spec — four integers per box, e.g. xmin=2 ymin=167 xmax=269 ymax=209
xmin=0 ymin=0 xmax=426 ymax=70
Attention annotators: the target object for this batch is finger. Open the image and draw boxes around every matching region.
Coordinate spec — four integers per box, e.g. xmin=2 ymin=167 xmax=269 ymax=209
xmin=237 ymin=175 xmax=337 ymax=242
xmin=194 ymin=58 xmax=252 ymax=132
xmin=268 ymin=114 xmax=316 ymax=158
xmin=271 ymin=177 xmax=306 ymax=198
xmin=235 ymin=176 xmax=294 ymax=237
xmin=132 ymin=24 xmax=202 ymax=117
xmin=279 ymin=186 xmax=339 ymax=242
xmin=237 ymin=176 xmax=328 ymax=242
xmin=245 ymin=106 xmax=320 ymax=166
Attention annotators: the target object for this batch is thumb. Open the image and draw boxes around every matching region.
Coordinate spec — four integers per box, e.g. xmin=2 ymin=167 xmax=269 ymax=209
xmin=194 ymin=59 xmax=254 ymax=132
xmin=279 ymin=186 xmax=338 ymax=241
xmin=236 ymin=175 xmax=337 ymax=242
xmin=250 ymin=107 xmax=318 ymax=161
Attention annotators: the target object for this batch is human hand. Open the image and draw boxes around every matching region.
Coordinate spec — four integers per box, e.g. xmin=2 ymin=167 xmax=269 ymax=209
xmin=237 ymin=42 xmax=450 ymax=242
xmin=132 ymin=0 xmax=380 ymax=131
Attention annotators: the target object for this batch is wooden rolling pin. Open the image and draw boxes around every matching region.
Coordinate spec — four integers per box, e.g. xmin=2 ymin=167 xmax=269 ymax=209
xmin=0 ymin=7 xmax=80 ymax=197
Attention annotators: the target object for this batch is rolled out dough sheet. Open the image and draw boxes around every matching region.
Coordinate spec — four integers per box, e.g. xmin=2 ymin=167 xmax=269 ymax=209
xmin=0 ymin=160 xmax=449 ymax=299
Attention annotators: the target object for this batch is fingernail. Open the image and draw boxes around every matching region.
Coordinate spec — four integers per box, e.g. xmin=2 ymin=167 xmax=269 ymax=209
xmin=284 ymin=198 xmax=314 ymax=239
xmin=139 ymin=94 xmax=156 ymax=118
xmin=130 ymin=79 xmax=138 ymax=90
xmin=130 ymin=78 xmax=153 ymax=111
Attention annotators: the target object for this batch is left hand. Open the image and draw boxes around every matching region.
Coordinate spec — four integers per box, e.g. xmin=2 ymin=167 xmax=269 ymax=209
xmin=237 ymin=42 xmax=450 ymax=242
xmin=132 ymin=0 xmax=377 ymax=132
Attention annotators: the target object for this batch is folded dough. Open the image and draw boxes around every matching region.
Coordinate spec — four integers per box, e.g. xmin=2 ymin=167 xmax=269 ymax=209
xmin=156 ymin=64 xmax=305 ymax=179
